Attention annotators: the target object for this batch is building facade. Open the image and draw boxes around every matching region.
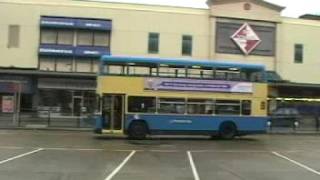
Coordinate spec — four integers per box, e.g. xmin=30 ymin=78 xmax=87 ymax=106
xmin=1 ymin=0 xmax=320 ymax=116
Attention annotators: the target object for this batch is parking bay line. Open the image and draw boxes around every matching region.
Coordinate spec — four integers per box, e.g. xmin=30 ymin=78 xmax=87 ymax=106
xmin=272 ymin=151 xmax=320 ymax=176
xmin=0 ymin=148 xmax=43 ymax=165
xmin=187 ymin=151 xmax=200 ymax=180
xmin=104 ymin=150 xmax=136 ymax=180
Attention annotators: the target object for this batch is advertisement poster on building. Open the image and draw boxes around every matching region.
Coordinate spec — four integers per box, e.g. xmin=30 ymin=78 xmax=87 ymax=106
xmin=2 ymin=96 xmax=14 ymax=113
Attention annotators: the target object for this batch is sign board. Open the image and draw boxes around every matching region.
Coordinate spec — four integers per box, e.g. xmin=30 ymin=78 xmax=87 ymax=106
xmin=2 ymin=96 xmax=14 ymax=113
xmin=231 ymin=23 xmax=261 ymax=55
xmin=40 ymin=17 xmax=112 ymax=30
xmin=144 ymin=78 xmax=253 ymax=93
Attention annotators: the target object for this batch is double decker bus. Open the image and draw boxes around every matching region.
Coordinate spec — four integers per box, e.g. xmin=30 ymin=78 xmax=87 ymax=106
xmin=95 ymin=56 xmax=268 ymax=139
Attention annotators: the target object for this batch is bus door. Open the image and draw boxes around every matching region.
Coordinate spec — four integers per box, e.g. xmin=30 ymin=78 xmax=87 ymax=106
xmin=102 ymin=94 xmax=124 ymax=132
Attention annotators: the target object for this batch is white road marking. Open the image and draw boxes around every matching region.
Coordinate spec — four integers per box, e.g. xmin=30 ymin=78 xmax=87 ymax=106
xmin=150 ymin=149 xmax=179 ymax=153
xmin=187 ymin=151 xmax=200 ymax=180
xmin=191 ymin=150 xmax=302 ymax=153
xmin=0 ymin=148 xmax=43 ymax=165
xmin=272 ymin=151 xmax=320 ymax=176
xmin=104 ymin=150 xmax=136 ymax=180
xmin=44 ymin=147 xmax=105 ymax=151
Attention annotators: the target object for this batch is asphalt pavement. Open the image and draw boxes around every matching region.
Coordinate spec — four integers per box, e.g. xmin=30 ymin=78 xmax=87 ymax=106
xmin=0 ymin=130 xmax=319 ymax=180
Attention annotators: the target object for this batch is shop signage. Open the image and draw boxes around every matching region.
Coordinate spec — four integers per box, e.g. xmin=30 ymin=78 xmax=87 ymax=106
xmin=144 ymin=78 xmax=253 ymax=93
xmin=40 ymin=17 xmax=112 ymax=30
xmin=75 ymin=46 xmax=111 ymax=57
xmin=2 ymin=96 xmax=14 ymax=113
xmin=39 ymin=45 xmax=110 ymax=57
xmin=231 ymin=23 xmax=261 ymax=55
xmin=39 ymin=44 xmax=74 ymax=56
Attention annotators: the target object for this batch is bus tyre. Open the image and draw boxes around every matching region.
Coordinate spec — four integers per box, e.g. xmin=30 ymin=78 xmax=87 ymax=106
xmin=219 ymin=122 xmax=237 ymax=140
xmin=128 ymin=121 xmax=148 ymax=140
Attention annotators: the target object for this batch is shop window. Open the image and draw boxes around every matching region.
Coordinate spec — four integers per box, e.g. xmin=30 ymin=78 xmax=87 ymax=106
xmin=57 ymin=30 xmax=74 ymax=45
xmin=8 ymin=25 xmax=20 ymax=48
xmin=77 ymin=30 xmax=94 ymax=46
xmin=187 ymin=99 xmax=214 ymax=114
xmin=158 ymin=98 xmax=185 ymax=114
xmin=128 ymin=96 xmax=156 ymax=113
xmin=94 ymin=31 xmax=110 ymax=47
xmin=148 ymin=33 xmax=159 ymax=54
xmin=92 ymin=60 xmax=99 ymax=73
xmin=56 ymin=58 xmax=73 ymax=72
xmin=294 ymin=44 xmax=303 ymax=63
xmin=39 ymin=57 xmax=56 ymax=71
xmin=182 ymin=35 xmax=192 ymax=56
xmin=41 ymin=29 xmax=57 ymax=44
xmin=76 ymin=59 xmax=92 ymax=73
xmin=38 ymin=90 xmax=72 ymax=114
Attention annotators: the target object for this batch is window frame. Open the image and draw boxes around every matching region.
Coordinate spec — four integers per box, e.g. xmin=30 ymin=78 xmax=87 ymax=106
xmin=182 ymin=35 xmax=193 ymax=56
xmin=8 ymin=25 xmax=20 ymax=48
xmin=294 ymin=44 xmax=303 ymax=64
xmin=148 ymin=32 xmax=160 ymax=54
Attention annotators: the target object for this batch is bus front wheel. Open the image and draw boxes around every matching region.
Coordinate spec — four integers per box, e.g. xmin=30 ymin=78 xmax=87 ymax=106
xmin=219 ymin=122 xmax=237 ymax=140
xmin=128 ymin=121 xmax=148 ymax=140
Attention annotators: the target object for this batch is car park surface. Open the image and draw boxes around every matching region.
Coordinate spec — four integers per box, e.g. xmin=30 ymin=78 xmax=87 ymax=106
xmin=0 ymin=130 xmax=319 ymax=180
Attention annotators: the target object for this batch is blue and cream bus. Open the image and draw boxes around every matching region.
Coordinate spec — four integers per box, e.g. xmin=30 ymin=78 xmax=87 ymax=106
xmin=95 ymin=56 xmax=268 ymax=139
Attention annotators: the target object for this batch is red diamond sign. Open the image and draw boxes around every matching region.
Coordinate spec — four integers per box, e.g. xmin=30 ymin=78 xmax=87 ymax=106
xmin=231 ymin=23 xmax=261 ymax=55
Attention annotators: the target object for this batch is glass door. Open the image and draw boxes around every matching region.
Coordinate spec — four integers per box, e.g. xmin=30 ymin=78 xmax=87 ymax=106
xmin=102 ymin=94 xmax=124 ymax=131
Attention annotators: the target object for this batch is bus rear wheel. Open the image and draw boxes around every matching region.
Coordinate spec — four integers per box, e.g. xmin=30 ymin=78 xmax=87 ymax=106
xmin=219 ymin=122 xmax=237 ymax=140
xmin=128 ymin=121 xmax=148 ymax=140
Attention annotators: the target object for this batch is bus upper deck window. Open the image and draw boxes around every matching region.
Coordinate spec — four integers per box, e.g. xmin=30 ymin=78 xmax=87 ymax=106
xmin=108 ymin=65 xmax=123 ymax=75
xmin=128 ymin=66 xmax=150 ymax=76
xmin=201 ymin=69 xmax=214 ymax=79
xmin=159 ymin=67 xmax=176 ymax=77
xmin=250 ymin=72 xmax=262 ymax=82
xmin=188 ymin=68 xmax=202 ymax=78
xmin=215 ymin=71 xmax=227 ymax=80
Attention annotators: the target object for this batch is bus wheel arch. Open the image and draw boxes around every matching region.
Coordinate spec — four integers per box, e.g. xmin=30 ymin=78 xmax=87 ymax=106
xmin=128 ymin=120 xmax=149 ymax=140
xmin=219 ymin=121 xmax=238 ymax=140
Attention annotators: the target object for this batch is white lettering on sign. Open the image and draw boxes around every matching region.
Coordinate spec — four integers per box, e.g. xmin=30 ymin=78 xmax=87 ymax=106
xmin=41 ymin=21 xmax=74 ymax=26
xmin=170 ymin=120 xmax=193 ymax=124
xmin=39 ymin=48 xmax=73 ymax=54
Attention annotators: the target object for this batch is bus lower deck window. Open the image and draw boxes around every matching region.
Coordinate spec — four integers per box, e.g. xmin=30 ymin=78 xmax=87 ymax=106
xmin=187 ymin=99 xmax=214 ymax=114
xmin=128 ymin=96 xmax=156 ymax=113
xmin=158 ymin=98 xmax=185 ymax=114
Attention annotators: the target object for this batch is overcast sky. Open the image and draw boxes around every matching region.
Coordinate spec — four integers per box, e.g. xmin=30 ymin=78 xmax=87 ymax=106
xmin=88 ymin=0 xmax=320 ymax=18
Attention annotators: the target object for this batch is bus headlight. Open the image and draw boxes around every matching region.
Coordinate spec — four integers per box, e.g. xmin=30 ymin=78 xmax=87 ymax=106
xmin=134 ymin=114 xmax=140 ymax=120
xmin=267 ymin=121 xmax=272 ymax=127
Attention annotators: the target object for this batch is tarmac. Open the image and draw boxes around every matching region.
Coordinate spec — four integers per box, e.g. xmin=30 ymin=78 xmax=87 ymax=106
xmin=0 ymin=130 xmax=319 ymax=180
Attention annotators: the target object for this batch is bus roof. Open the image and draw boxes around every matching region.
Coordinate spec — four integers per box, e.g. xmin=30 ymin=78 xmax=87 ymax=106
xmin=101 ymin=56 xmax=265 ymax=71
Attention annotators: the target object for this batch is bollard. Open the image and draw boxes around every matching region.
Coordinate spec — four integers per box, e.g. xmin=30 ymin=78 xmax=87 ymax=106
xmin=316 ymin=116 xmax=320 ymax=132
xmin=293 ymin=121 xmax=299 ymax=132
xmin=47 ymin=110 xmax=51 ymax=127
xmin=77 ymin=116 xmax=81 ymax=128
